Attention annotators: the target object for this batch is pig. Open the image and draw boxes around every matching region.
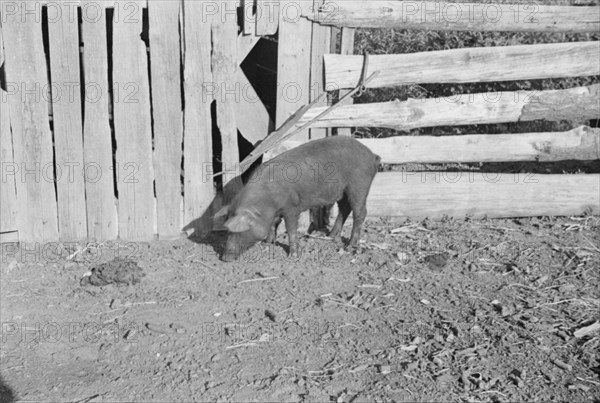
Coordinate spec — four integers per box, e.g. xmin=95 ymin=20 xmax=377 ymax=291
xmin=214 ymin=136 xmax=381 ymax=262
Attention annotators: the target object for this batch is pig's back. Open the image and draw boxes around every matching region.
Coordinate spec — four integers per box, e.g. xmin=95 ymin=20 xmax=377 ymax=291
xmin=251 ymin=136 xmax=379 ymax=209
xmin=269 ymin=136 xmax=378 ymax=172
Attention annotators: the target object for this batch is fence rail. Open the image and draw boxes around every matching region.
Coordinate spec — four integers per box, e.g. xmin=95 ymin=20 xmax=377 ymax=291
xmin=368 ymin=172 xmax=600 ymax=219
xmin=303 ymin=1 xmax=600 ymax=32
xmin=325 ymin=41 xmax=600 ymax=89
xmin=265 ymin=126 xmax=600 ymax=164
xmin=287 ymin=85 xmax=600 ymax=130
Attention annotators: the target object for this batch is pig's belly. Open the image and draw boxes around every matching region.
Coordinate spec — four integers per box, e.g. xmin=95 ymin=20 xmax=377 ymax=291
xmin=296 ymin=185 xmax=345 ymax=210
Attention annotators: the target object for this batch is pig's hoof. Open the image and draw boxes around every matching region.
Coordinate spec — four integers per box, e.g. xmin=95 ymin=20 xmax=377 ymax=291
xmin=221 ymin=253 xmax=237 ymax=262
xmin=345 ymin=244 xmax=361 ymax=254
xmin=288 ymin=246 xmax=300 ymax=260
xmin=328 ymin=230 xmax=341 ymax=239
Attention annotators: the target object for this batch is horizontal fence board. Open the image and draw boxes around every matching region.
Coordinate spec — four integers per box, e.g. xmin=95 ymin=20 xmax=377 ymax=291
xmin=3 ymin=2 xmax=59 ymax=242
xmin=112 ymin=0 xmax=154 ymax=241
xmin=305 ymin=1 xmax=600 ymax=33
xmin=35 ymin=0 xmax=149 ymax=6
xmin=265 ymin=126 xmax=600 ymax=163
xmin=82 ymin=0 xmax=117 ymax=241
xmin=183 ymin=0 xmax=215 ymax=236
xmin=368 ymin=172 xmax=600 ymax=219
xmin=325 ymin=41 xmax=600 ymax=89
xmin=48 ymin=3 xmax=88 ymax=241
xmin=290 ymin=85 xmax=600 ymax=130
xmin=0 ymin=93 xmax=18 ymax=233
xmin=212 ymin=172 xmax=600 ymax=228
xmin=149 ymin=0 xmax=183 ymax=239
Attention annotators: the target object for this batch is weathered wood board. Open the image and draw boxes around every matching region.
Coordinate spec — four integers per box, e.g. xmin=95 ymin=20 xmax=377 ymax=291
xmin=277 ymin=1 xmax=313 ymax=140
xmin=256 ymin=0 xmax=280 ymax=35
xmin=183 ymin=0 xmax=215 ymax=236
xmin=325 ymin=41 xmax=600 ymax=89
xmin=48 ymin=1 xmax=87 ymax=240
xmin=149 ymin=0 xmax=183 ymax=239
xmin=2 ymin=2 xmax=59 ymax=242
xmin=238 ymin=32 xmax=261 ymax=62
xmin=368 ymin=172 xmax=600 ymax=219
xmin=241 ymin=0 xmax=256 ymax=35
xmin=0 ymin=91 xmax=18 ymax=233
xmin=305 ymin=1 xmax=600 ymax=33
xmin=82 ymin=0 xmax=117 ymax=241
xmin=337 ymin=27 xmax=355 ymax=136
xmin=112 ymin=0 xmax=154 ymax=240
xmin=265 ymin=126 xmax=600 ymax=163
xmin=309 ymin=22 xmax=331 ymax=140
xmin=291 ymin=85 xmax=600 ymax=130
xmin=212 ymin=12 xmax=241 ymax=203
xmin=277 ymin=2 xmax=314 ymax=230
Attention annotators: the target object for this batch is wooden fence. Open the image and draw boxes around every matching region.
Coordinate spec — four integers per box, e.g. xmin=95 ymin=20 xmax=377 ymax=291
xmin=268 ymin=0 xmax=600 ymax=222
xmin=0 ymin=0 xmax=599 ymax=243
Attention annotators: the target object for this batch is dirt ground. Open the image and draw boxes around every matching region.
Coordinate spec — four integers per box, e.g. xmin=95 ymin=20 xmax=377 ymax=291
xmin=1 ymin=215 xmax=599 ymax=402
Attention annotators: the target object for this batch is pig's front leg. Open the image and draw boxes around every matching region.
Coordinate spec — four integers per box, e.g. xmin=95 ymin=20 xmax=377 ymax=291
xmin=265 ymin=216 xmax=282 ymax=243
xmin=283 ymin=213 xmax=300 ymax=258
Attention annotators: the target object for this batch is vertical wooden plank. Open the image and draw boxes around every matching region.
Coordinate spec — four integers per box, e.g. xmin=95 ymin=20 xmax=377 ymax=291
xmin=149 ymin=0 xmax=183 ymax=239
xmin=309 ymin=21 xmax=331 ymax=140
xmin=2 ymin=2 xmax=59 ymax=242
xmin=82 ymin=0 xmax=117 ymax=241
xmin=48 ymin=0 xmax=87 ymax=241
xmin=183 ymin=0 xmax=214 ymax=235
xmin=276 ymin=1 xmax=312 ymax=231
xmin=256 ymin=0 xmax=279 ymax=35
xmin=0 ymin=91 xmax=18 ymax=233
xmin=308 ymin=7 xmax=332 ymax=230
xmin=212 ymin=7 xmax=241 ymax=203
xmin=337 ymin=27 xmax=355 ymax=136
xmin=0 ymin=21 xmax=4 ymax=67
xmin=242 ymin=0 xmax=256 ymax=35
xmin=276 ymin=0 xmax=312 ymax=138
xmin=112 ymin=0 xmax=154 ymax=240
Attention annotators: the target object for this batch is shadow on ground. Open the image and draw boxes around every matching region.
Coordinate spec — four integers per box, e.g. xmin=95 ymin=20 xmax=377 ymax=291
xmin=0 ymin=376 xmax=15 ymax=403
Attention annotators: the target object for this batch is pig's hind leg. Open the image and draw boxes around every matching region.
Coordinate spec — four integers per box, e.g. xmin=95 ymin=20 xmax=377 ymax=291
xmin=328 ymin=194 xmax=351 ymax=240
xmin=346 ymin=186 xmax=369 ymax=247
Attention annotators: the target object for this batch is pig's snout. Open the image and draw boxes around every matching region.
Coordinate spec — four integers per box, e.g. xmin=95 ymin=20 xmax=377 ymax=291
xmin=220 ymin=234 xmax=247 ymax=262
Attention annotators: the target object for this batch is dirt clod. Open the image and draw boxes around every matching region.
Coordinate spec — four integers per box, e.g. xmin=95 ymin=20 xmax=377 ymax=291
xmin=80 ymin=257 xmax=144 ymax=286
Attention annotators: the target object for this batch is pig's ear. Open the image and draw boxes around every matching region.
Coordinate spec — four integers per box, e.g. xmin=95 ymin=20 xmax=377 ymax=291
xmin=223 ymin=208 xmax=260 ymax=233
xmin=214 ymin=205 xmax=229 ymax=219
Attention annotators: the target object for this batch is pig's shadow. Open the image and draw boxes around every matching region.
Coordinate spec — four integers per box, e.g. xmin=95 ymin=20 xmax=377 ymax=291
xmin=182 ymin=175 xmax=245 ymax=257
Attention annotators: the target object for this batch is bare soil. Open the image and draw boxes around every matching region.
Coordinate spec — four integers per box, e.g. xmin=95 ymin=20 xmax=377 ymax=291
xmin=1 ymin=216 xmax=599 ymax=402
